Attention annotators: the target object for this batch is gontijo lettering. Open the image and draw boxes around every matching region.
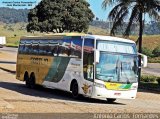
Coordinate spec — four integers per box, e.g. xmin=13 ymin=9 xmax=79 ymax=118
xmin=30 ymin=57 xmax=48 ymax=65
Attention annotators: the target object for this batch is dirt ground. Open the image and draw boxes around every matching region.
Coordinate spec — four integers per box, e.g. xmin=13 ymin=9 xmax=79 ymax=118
xmin=0 ymin=48 xmax=160 ymax=115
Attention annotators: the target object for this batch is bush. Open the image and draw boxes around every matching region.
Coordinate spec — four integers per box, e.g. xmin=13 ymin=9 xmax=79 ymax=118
xmin=152 ymin=46 xmax=160 ymax=57
xmin=157 ymin=77 xmax=160 ymax=86
xmin=142 ymin=47 xmax=153 ymax=57
xmin=141 ymin=75 xmax=157 ymax=82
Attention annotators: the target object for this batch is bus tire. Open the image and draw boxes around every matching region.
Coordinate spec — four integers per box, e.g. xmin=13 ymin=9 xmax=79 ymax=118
xmin=24 ymin=72 xmax=30 ymax=88
xmin=71 ymin=81 xmax=79 ymax=99
xmin=106 ymin=98 xmax=116 ymax=103
xmin=29 ymin=73 xmax=36 ymax=89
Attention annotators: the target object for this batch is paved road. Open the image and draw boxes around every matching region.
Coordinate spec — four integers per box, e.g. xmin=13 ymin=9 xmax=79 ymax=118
xmin=0 ymin=47 xmax=17 ymax=63
xmin=0 ymin=47 xmax=18 ymax=53
xmin=142 ymin=63 xmax=160 ymax=76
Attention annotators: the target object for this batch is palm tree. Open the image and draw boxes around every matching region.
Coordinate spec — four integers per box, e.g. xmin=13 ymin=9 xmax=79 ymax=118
xmin=102 ymin=0 xmax=160 ymax=82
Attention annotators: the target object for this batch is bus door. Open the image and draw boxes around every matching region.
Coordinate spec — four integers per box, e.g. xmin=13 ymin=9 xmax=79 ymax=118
xmin=82 ymin=38 xmax=94 ymax=97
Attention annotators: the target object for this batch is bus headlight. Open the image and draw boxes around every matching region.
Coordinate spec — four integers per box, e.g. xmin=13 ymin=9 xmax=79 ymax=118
xmin=130 ymin=85 xmax=138 ymax=90
xmin=94 ymin=82 xmax=105 ymax=88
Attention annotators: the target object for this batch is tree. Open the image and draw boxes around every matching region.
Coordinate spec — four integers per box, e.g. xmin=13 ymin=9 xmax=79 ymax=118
xmin=27 ymin=0 xmax=94 ymax=33
xmin=102 ymin=0 xmax=160 ymax=82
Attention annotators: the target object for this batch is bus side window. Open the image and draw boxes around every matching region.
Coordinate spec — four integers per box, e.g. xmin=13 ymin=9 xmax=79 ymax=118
xmin=32 ymin=44 xmax=39 ymax=55
xmin=28 ymin=44 xmax=32 ymax=54
xmin=58 ymin=46 xmax=71 ymax=57
xmin=51 ymin=45 xmax=59 ymax=56
xmin=39 ymin=44 xmax=45 ymax=55
xmin=24 ymin=44 xmax=29 ymax=54
xmin=19 ymin=43 xmax=25 ymax=54
xmin=45 ymin=44 xmax=51 ymax=55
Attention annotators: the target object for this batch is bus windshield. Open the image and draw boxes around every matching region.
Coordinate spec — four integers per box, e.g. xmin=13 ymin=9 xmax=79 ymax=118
xmin=96 ymin=53 xmax=138 ymax=83
xmin=96 ymin=41 xmax=138 ymax=83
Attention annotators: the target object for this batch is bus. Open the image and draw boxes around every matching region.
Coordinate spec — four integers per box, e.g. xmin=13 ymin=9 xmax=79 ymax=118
xmin=16 ymin=33 xmax=147 ymax=102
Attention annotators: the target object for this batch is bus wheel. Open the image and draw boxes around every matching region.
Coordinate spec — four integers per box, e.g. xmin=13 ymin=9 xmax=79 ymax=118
xmin=106 ymin=98 xmax=116 ymax=103
xmin=71 ymin=81 xmax=79 ymax=98
xmin=29 ymin=73 xmax=35 ymax=89
xmin=24 ymin=73 xmax=30 ymax=88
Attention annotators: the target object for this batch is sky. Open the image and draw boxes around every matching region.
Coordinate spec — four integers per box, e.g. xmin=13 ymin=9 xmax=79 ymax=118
xmin=88 ymin=0 xmax=111 ymax=21
xmin=0 ymin=0 xmax=151 ymax=22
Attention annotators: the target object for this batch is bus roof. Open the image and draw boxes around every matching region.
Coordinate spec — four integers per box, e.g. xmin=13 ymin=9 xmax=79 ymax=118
xmin=44 ymin=32 xmax=86 ymax=37
xmin=85 ymin=35 xmax=135 ymax=44
xmin=20 ymin=33 xmax=86 ymax=40
xmin=21 ymin=33 xmax=135 ymax=44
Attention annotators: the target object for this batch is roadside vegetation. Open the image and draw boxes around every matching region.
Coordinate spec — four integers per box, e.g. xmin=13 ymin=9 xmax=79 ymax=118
xmin=140 ymin=46 xmax=160 ymax=63
xmin=139 ymin=75 xmax=160 ymax=91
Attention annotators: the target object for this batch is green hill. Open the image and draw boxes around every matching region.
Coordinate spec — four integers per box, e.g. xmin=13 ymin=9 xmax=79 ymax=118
xmin=0 ymin=7 xmax=28 ymax=23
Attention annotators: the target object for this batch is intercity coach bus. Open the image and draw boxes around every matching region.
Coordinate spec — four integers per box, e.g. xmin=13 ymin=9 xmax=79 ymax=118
xmin=16 ymin=33 xmax=147 ymax=102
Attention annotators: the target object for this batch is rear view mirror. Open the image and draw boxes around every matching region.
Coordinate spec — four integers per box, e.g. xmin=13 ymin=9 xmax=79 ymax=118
xmin=96 ymin=50 xmax=100 ymax=63
xmin=138 ymin=53 xmax=147 ymax=67
xmin=142 ymin=55 xmax=147 ymax=67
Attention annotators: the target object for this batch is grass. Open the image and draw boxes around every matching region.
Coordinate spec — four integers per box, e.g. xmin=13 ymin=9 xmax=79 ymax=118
xmin=129 ymin=35 xmax=160 ymax=51
xmin=5 ymin=43 xmax=19 ymax=48
xmin=0 ymin=22 xmax=41 ymax=46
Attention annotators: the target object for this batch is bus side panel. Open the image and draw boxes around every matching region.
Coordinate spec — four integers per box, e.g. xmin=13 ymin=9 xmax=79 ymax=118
xmin=16 ymin=54 xmax=53 ymax=85
xmin=42 ymin=57 xmax=94 ymax=97
xmin=56 ymin=58 xmax=82 ymax=91
xmin=16 ymin=54 xmax=38 ymax=82
xmin=16 ymin=54 xmax=26 ymax=81
xmin=16 ymin=53 xmax=21 ymax=80
xmin=42 ymin=57 xmax=71 ymax=89
xmin=35 ymin=55 xmax=53 ymax=85
xmin=54 ymin=58 xmax=94 ymax=97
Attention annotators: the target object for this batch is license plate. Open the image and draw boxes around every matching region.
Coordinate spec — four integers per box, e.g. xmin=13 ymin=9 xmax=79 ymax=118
xmin=114 ymin=92 xmax=121 ymax=96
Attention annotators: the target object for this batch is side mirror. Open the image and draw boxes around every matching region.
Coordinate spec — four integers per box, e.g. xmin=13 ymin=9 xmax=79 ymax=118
xmin=95 ymin=50 xmax=100 ymax=63
xmin=138 ymin=53 xmax=147 ymax=67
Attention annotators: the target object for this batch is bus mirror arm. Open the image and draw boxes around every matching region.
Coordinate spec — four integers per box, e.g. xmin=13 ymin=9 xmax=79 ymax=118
xmin=137 ymin=53 xmax=148 ymax=68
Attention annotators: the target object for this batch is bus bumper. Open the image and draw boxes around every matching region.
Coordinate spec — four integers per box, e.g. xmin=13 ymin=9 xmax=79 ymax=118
xmin=91 ymin=86 xmax=137 ymax=100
